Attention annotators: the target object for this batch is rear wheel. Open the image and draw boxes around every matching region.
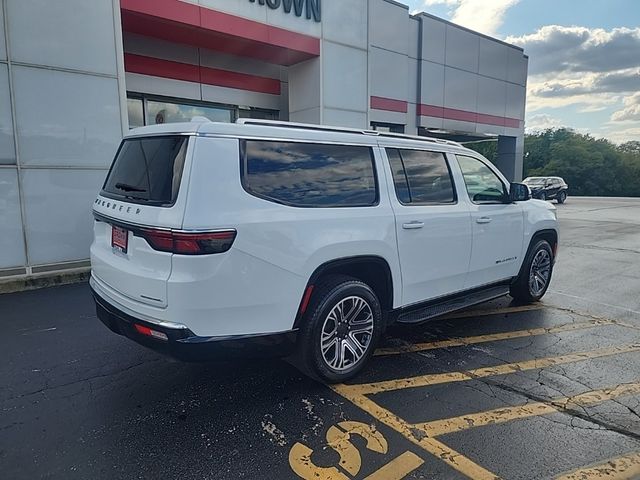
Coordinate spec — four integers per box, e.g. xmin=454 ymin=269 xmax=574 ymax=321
xmin=296 ymin=275 xmax=382 ymax=383
xmin=557 ymin=191 xmax=567 ymax=204
xmin=510 ymin=239 xmax=554 ymax=303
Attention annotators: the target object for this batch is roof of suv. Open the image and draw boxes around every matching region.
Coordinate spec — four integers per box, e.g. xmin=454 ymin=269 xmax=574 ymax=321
xmin=125 ymin=119 xmax=475 ymax=154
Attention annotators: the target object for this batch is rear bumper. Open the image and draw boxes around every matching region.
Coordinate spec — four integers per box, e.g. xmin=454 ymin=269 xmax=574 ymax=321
xmin=91 ymin=287 xmax=298 ymax=361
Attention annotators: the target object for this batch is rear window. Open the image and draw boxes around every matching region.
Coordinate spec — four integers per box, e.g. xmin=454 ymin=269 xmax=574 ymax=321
xmin=241 ymin=140 xmax=378 ymax=208
xmin=102 ymin=136 xmax=188 ymax=206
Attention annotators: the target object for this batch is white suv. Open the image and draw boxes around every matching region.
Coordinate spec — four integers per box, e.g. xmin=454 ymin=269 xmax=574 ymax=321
xmin=90 ymin=119 xmax=558 ymax=382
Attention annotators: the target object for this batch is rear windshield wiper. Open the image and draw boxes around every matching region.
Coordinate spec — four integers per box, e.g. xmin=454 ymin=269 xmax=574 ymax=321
xmin=115 ymin=182 xmax=147 ymax=193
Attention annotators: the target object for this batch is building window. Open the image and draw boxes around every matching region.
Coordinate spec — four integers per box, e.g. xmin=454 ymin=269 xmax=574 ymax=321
xmin=241 ymin=140 xmax=378 ymax=208
xmin=371 ymin=122 xmax=405 ymax=134
xmin=126 ymin=93 xmax=279 ymax=129
xmin=127 ymin=98 xmax=144 ymax=129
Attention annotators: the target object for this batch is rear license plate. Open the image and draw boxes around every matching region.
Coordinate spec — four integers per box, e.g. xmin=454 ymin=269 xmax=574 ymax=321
xmin=111 ymin=225 xmax=128 ymax=254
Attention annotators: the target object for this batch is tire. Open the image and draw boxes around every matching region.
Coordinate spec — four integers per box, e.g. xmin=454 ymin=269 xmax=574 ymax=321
xmin=539 ymin=192 xmax=546 ymax=201
xmin=296 ymin=275 xmax=382 ymax=383
xmin=510 ymin=239 xmax=554 ymax=303
xmin=557 ymin=191 xmax=567 ymax=204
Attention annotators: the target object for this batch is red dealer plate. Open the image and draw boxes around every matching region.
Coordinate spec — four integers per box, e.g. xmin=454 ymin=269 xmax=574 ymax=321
xmin=111 ymin=225 xmax=128 ymax=254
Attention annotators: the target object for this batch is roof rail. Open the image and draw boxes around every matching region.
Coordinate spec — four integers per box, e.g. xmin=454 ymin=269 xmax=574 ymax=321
xmin=235 ymin=118 xmax=463 ymax=147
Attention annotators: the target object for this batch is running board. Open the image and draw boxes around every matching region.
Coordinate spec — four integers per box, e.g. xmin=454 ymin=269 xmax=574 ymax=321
xmin=397 ymin=285 xmax=510 ymax=325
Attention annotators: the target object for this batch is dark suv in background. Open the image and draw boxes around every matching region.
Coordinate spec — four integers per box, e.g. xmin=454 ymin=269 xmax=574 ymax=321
xmin=523 ymin=177 xmax=569 ymax=203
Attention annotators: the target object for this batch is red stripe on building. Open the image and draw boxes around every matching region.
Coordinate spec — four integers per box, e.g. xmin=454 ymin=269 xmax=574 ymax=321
xmin=120 ymin=0 xmax=320 ymax=66
xmin=370 ymin=96 xmax=408 ymax=113
xmin=418 ymin=104 xmax=522 ymax=129
xmin=124 ymin=53 xmax=281 ymax=96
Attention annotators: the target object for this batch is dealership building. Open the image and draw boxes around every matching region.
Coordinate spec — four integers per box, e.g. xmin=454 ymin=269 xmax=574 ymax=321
xmin=0 ymin=0 xmax=528 ymax=280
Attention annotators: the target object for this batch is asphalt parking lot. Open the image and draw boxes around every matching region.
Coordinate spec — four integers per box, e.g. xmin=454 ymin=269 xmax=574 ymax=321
xmin=2 ymin=196 xmax=640 ymax=480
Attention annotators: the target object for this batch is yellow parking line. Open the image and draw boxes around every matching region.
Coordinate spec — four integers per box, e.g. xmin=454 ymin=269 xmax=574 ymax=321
xmin=349 ymin=343 xmax=640 ymax=395
xmin=375 ymin=319 xmax=613 ymax=356
xmin=555 ymin=451 xmax=640 ymax=479
xmin=332 ymin=385 xmax=500 ymax=480
xmin=415 ymin=381 xmax=640 ymax=437
xmin=363 ymin=451 xmax=424 ymax=480
xmin=441 ymin=303 xmax=545 ymax=320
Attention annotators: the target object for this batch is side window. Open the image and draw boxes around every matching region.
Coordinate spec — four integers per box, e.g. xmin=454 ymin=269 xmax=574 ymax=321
xmin=456 ymin=155 xmax=508 ymax=204
xmin=386 ymin=149 xmax=456 ymax=205
xmin=242 ymin=141 xmax=378 ymax=208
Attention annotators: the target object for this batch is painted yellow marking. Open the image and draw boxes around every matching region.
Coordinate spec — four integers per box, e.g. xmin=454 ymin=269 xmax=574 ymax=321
xmin=350 ymin=343 xmax=640 ymax=395
xmin=555 ymin=451 xmax=640 ymax=479
xmin=363 ymin=451 xmax=425 ymax=480
xmin=375 ymin=319 xmax=613 ymax=356
xmin=289 ymin=442 xmax=349 ymax=480
xmin=326 ymin=425 xmax=364 ymax=476
xmin=415 ymin=381 xmax=640 ymax=436
xmin=331 ymin=385 xmax=500 ymax=480
xmin=441 ymin=303 xmax=545 ymax=320
xmin=290 ymin=421 xmax=398 ymax=480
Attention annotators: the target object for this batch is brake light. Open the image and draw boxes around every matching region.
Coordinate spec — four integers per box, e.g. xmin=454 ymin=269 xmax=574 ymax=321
xmin=139 ymin=229 xmax=236 ymax=255
xmin=134 ymin=323 xmax=169 ymax=341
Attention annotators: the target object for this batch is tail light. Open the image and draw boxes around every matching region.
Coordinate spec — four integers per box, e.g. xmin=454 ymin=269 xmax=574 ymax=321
xmin=139 ymin=229 xmax=236 ymax=255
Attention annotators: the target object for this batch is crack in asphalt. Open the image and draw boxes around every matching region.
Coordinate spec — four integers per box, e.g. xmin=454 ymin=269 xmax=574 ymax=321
xmin=4 ymin=358 xmax=163 ymax=402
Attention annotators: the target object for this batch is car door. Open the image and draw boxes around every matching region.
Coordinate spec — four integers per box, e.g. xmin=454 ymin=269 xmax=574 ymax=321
xmin=455 ymin=154 xmax=524 ymax=289
xmin=384 ymin=147 xmax=473 ymax=306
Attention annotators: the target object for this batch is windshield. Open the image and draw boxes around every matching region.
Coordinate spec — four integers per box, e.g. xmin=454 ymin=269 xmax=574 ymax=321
xmin=524 ymin=177 xmax=546 ymax=185
xmin=102 ymin=136 xmax=188 ymax=206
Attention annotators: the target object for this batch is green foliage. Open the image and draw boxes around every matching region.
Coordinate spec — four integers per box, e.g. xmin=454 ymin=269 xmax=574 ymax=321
xmin=523 ymin=129 xmax=640 ymax=197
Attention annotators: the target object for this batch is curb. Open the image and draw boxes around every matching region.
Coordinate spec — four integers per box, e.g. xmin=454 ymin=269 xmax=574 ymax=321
xmin=0 ymin=268 xmax=90 ymax=295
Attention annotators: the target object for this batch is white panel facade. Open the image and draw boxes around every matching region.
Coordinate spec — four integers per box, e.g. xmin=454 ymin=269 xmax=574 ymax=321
xmin=506 ymin=83 xmax=527 ymax=119
xmin=0 ymin=169 xmax=26 ymax=269
xmin=0 ymin=64 xmax=15 ymax=164
xmin=125 ymin=73 xmax=201 ymax=101
xmin=369 ymin=0 xmax=408 ymax=54
xmin=13 ymin=66 xmax=122 ymax=167
xmin=323 ymin=108 xmax=367 ymax=128
xmin=0 ymin=2 xmax=5 ymax=61
xmin=288 ymin=57 xmax=321 ymax=114
xmin=507 ymin=47 xmax=528 ymax=86
xmin=445 ymin=25 xmax=480 ymax=73
xmin=6 ymin=0 xmax=117 ymax=75
xmin=477 ymin=76 xmax=507 ymax=117
xmin=421 ymin=60 xmax=445 ymax=106
xmin=21 ymin=169 xmax=106 ymax=265
xmin=370 ymin=47 xmax=409 ymax=101
xmin=322 ymin=42 xmax=367 ymax=112
xmin=323 ymin=0 xmax=367 ymax=49
xmin=444 ymin=66 xmax=478 ymax=112
xmin=421 ymin=15 xmax=446 ymax=64
xmin=479 ymin=38 xmax=509 ymax=81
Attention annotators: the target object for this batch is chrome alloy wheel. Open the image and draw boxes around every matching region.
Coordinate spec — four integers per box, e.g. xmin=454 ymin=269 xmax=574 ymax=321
xmin=529 ymin=249 xmax=552 ymax=296
xmin=320 ymin=296 xmax=374 ymax=372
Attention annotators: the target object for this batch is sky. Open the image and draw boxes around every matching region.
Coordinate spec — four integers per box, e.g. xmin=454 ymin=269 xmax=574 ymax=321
xmin=403 ymin=0 xmax=640 ymax=143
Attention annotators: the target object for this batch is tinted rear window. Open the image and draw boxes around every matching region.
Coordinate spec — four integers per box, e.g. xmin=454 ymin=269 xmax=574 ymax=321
xmin=241 ymin=140 xmax=378 ymax=208
xmin=102 ymin=136 xmax=188 ymax=206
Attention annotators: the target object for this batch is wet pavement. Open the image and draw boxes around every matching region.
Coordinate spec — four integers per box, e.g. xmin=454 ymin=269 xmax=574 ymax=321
xmin=1 ymin=197 xmax=640 ymax=480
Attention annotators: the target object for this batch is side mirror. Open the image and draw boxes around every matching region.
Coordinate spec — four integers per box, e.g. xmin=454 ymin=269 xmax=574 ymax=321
xmin=510 ymin=182 xmax=531 ymax=202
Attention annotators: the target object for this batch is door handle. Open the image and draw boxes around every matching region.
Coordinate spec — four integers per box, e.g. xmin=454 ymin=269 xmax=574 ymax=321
xmin=402 ymin=221 xmax=425 ymax=230
xmin=476 ymin=217 xmax=492 ymax=224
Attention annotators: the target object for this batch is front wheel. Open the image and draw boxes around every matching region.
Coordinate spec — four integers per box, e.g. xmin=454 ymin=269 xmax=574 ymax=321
xmin=510 ymin=240 xmax=554 ymax=303
xmin=296 ymin=275 xmax=382 ymax=383
xmin=557 ymin=191 xmax=567 ymax=204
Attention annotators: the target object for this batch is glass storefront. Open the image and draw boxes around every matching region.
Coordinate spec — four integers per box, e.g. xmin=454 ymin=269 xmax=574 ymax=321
xmin=127 ymin=94 xmax=278 ymax=129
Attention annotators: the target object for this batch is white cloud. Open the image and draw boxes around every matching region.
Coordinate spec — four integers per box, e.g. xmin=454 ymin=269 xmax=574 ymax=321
xmin=417 ymin=0 xmax=519 ymax=36
xmin=525 ymin=113 xmax=565 ymax=132
xmin=611 ymin=92 xmax=640 ymax=122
